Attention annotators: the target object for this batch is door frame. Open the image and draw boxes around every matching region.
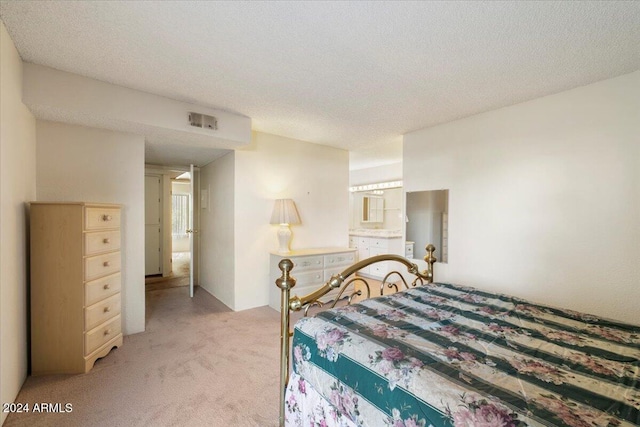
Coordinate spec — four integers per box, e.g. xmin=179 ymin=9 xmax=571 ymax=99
xmin=144 ymin=164 xmax=201 ymax=286
xmin=144 ymin=173 xmax=163 ymax=276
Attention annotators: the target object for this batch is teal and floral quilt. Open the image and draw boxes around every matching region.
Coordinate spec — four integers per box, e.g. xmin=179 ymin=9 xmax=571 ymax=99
xmin=284 ymin=283 xmax=639 ymax=427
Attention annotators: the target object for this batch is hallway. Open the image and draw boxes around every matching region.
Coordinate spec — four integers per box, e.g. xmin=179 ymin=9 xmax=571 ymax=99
xmin=145 ymin=252 xmax=191 ymax=292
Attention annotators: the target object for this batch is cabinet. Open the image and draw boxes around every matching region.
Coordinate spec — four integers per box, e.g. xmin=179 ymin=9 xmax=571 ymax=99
xmin=269 ymin=248 xmax=356 ymax=311
xmin=349 ymin=235 xmax=370 ymax=274
xmin=30 ymin=202 xmax=123 ymax=374
xmin=362 ymin=196 xmax=383 ymax=223
xmin=405 ymin=241 xmax=414 ymax=258
xmin=349 ymin=235 xmax=403 ymax=279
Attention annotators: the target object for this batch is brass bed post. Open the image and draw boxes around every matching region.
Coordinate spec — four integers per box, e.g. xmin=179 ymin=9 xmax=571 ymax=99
xmin=276 ymin=259 xmax=296 ymax=427
xmin=425 ymin=244 xmax=437 ymax=284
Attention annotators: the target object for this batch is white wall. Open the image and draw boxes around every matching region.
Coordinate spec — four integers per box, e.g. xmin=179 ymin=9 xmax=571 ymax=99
xmin=198 ymin=132 xmax=349 ymax=311
xmin=349 ymin=161 xmax=402 ymax=186
xmin=382 ymin=187 xmax=404 ymax=230
xmin=36 ymin=121 xmax=146 ymax=334
xmin=0 ymin=22 xmax=37 ymax=425
xmin=404 ymin=71 xmax=640 ymax=324
xmin=172 ymin=181 xmax=190 ymax=194
xmin=200 ymin=152 xmax=235 ymax=308
xmin=233 ymin=132 xmax=349 ymax=310
xmin=23 ymin=63 xmax=251 ymax=148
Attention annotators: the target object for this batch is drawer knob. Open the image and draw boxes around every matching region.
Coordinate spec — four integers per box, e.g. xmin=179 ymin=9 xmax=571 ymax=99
xmin=102 ymin=214 xmax=113 ymax=221
xmin=103 ymin=261 xmax=111 ymax=267
xmin=103 ymin=238 xmax=111 ymax=244
xmin=104 ymin=306 xmax=111 ymax=313
xmin=103 ymin=284 xmax=111 ymax=290
xmin=104 ymin=329 xmax=112 ymax=336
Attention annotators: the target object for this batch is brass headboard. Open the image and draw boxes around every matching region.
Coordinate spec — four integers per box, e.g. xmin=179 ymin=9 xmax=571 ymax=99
xmin=275 ymin=244 xmax=437 ymax=426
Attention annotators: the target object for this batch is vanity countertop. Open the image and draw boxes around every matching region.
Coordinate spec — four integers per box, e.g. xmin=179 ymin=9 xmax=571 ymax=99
xmin=349 ymin=229 xmax=402 ymax=238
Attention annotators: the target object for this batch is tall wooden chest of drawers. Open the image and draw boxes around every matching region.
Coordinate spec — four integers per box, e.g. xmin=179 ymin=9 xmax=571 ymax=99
xmin=30 ymin=202 xmax=123 ymax=374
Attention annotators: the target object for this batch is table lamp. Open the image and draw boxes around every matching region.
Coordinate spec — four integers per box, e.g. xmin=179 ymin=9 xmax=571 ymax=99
xmin=270 ymin=199 xmax=301 ymax=253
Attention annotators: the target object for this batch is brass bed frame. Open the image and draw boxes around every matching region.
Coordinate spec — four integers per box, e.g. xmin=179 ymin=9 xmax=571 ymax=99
xmin=275 ymin=244 xmax=438 ymax=426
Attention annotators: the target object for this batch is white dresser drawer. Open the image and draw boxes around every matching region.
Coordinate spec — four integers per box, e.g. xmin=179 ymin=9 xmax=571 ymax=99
xmin=85 ymin=293 xmax=121 ymax=330
xmin=370 ymin=238 xmax=389 ymax=249
xmin=85 ymin=273 xmax=121 ymax=306
xmin=324 ymin=252 xmax=356 ymax=269
xmin=294 ymin=270 xmax=325 ymax=287
xmin=324 ymin=267 xmax=345 ymax=282
xmin=349 ymin=236 xmax=357 ymax=248
xmin=322 ymin=267 xmax=352 ymax=303
xmin=85 ymin=230 xmax=121 ymax=255
xmin=292 ymin=255 xmax=324 ymax=272
xmin=370 ymin=262 xmax=389 ymax=278
xmin=85 ymin=207 xmax=121 ymax=230
xmin=85 ymin=315 xmax=121 ymax=356
xmin=358 ymin=237 xmax=370 ymax=246
xmin=85 ymin=252 xmax=121 ymax=281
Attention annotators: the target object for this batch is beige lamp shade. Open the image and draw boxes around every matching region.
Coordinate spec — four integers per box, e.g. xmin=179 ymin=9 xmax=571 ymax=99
xmin=270 ymin=199 xmax=301 ymax=225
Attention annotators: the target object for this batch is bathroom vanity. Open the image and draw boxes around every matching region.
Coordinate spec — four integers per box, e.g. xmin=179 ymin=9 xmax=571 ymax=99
xmin=348 ymin=229 xmax=404 ymax=280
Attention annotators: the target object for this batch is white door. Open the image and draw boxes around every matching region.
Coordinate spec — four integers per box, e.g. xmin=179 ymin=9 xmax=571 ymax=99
xmin=188 ymin=164 xmax=195 ymax=297
xmin=144 ymin=175 xmax=162 ymax=275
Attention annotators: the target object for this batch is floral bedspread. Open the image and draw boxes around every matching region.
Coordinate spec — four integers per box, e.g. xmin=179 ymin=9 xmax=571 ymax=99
xmin=285 ymin=283 xmax=640 ymax=427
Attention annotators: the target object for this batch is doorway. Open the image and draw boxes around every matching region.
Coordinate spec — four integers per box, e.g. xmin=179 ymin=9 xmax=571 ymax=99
xmin=144 ymin=166 xmax=200 ymax=294
xmin=169 ymin=176 xmax=191 ymax=286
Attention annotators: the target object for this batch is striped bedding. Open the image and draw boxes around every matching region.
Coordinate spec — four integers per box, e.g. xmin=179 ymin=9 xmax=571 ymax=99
xmin=284 ymin=283 xmax=639 ymax=427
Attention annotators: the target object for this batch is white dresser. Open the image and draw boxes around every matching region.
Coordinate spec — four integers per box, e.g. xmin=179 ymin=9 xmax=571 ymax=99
xmin=269 ymin=247 xmax=357 ymax=311
xmin=30 ymin=202 xmax=123 ymax=374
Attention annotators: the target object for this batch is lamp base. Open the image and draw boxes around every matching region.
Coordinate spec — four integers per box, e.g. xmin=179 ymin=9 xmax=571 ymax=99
xmin=276 ymin=224 xmax=292 ymax=253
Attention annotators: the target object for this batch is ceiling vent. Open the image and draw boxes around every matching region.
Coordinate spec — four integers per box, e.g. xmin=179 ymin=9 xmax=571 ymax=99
xmin=189 ymin=112 xmax=217 ymax=130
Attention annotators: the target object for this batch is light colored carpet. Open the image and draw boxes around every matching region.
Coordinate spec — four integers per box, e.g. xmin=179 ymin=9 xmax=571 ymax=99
xmin=6 ymin=287 xmax=281 ymax=427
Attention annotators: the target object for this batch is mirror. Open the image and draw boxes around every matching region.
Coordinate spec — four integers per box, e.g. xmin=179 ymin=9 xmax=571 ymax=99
xmin=349 ymin=185 xmax=403 ymax=230
xmin=362 ymin=195 xmax=383 ymax=223
xmin=405 ymin=190 xmax=449 ymax=263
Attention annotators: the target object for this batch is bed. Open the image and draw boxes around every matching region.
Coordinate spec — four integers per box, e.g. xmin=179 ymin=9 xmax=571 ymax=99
xmin=275 ymin=245 xmax=639 ymax=427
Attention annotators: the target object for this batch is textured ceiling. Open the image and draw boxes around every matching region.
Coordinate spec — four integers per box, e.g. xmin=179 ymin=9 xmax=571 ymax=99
xmin=1 ymin=1 xmax=639 ymax=168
